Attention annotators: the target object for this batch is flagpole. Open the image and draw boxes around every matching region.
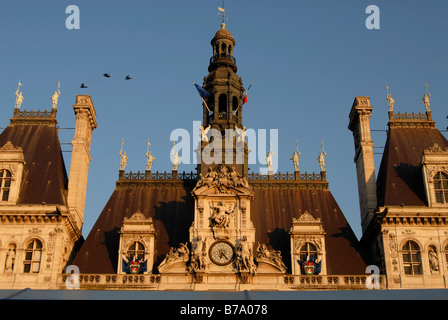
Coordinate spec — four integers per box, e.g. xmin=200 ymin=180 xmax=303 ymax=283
xmin=234 ymin=81 xmax=253 ymax=115
xmin=193 ymin=81 xmax=211 ymax=113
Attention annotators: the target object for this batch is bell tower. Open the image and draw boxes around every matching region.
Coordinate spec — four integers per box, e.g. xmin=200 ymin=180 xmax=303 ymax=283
xmin=197 ymin=22 xmax=249 ymax=177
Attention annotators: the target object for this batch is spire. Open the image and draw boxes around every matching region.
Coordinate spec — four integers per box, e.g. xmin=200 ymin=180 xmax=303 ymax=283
xmin=197 ymin=10 xmax=248 ymax=177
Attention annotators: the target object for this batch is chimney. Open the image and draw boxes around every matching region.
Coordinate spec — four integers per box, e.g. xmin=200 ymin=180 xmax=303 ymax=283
xmin=67 ymin=95 xmax=97 ymax=230
xmin=348 ymin=97 xmax=377 ymax=233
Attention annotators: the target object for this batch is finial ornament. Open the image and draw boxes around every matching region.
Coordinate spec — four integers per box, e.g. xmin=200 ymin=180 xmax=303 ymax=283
xmin=386 ymin=82 xmax=394 ymax=112
xmin=317 ymin=140 xmax=326 ymax=171
xmin=14 ymin=81 xmax=24 ymax=109
xmin=145 ymin=140 xmax=155 ymax=171
xmin=51 ymin=81 xmax=61 ymax=109
xmin=119 ymin=138 xmax=128 ymax=170
xmin=290 ymin=140 xmax=301 ymax=171
xmin=422 ymin=83 xmax=431 ymax=112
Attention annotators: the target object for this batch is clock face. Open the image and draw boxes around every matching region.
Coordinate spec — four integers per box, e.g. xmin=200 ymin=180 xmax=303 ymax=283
xmin=209 ymin=241 xmax=235 ymax=266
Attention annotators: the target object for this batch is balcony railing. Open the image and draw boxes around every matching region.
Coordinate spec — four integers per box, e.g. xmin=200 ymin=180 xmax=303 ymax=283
xmin=210 ymin=53 xmax=237 ymax=65
xmin=58 ymin=273 xmax=386 ymax=290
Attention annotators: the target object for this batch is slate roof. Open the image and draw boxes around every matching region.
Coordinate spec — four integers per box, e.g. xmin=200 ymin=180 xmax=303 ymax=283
xmin=0 ymin=110 xmax=68 ymax=205
xmin=73 ymin=175 xmax=368 ymax=275
xmin=376 ymin=113 xmax=448 ymax=207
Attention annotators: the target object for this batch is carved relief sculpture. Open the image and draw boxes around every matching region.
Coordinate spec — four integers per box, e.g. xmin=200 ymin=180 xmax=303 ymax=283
xmin=158 ymin=243 xmax=190 ymax=271
xmin=194 ymin=164 xmax=249 ymax=192
xmin=256 ymin=243 xmax=287 ymax=272
xmin=235 ymin=236 xmax=256 ymax=273
xmin=188 ymin=236 xmax=207 ymax=273
xmin=210 ymin=201 xmax=235 ymax=228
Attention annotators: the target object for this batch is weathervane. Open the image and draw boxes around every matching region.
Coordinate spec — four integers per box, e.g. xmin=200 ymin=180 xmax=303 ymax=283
xmin=218 ymin=1 xmax=228 ymax=25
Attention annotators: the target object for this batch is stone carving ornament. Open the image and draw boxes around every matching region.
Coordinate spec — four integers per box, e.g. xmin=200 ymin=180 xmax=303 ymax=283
xmin=235 ymin=236 xmax=256 ymax=273
xmin=195 ymin=164 xmax=249 ymax=192
xmin=158 ymin=243 xmax=190 ymax=270
xmin=210 ymin=201 xmax=235 ymax=228
xmin=256 ymin=243 xmax=287 ymax=271
xmin=428 ymin=246 xmax=439 ymax=273
xmin=187 ymin=236 xmax=207 ymax=273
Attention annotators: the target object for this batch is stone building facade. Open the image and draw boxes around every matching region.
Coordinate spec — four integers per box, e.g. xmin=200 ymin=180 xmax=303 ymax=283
xmin=0 ymin=21 xmax=446 ymax=291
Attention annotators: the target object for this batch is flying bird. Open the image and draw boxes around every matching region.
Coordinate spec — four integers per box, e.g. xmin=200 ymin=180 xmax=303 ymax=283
xmin=125 ymin=75 xmax=132 ymax=80
xmin=103 ymin=73 xmax=111 ymax=78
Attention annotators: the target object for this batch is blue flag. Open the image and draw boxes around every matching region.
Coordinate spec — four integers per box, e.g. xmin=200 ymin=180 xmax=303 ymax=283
xmin=194 ymin=83 xmax=210 ymax=98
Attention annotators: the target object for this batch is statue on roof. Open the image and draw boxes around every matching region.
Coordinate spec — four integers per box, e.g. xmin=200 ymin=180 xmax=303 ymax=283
xmin=317 ymin=141 xmax=326 ymax=171
xmin=171 ymin=141 xmax=180 ymax=171
xmin=119 ymin=139 xmax=128 ymax=170
xmin=145 ymin=140 xmax=155 ymax=170
xmin=265 ymin=143 xmax=274 ymax=172
xmin=14 ymin=81 xmax=24 ymax=109
xmin=290 ymin=141 xmax=301 ymax=171
xmin=422 ymin=83 xmax=431 ymax=112
xmin=386 ymin=83 xmax=394 ymax=112
xmin=50 ymin=82 xmax=61 ymax=109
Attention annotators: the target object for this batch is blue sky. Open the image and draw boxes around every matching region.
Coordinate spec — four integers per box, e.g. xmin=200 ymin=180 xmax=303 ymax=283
xmin=1 ymin=1 xmax=447 ymax=240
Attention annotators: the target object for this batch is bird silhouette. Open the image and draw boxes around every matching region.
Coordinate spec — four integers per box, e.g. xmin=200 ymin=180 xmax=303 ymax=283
xmin=80 ymin=83 xmax=88 ymax=88
xmin=125 ymin=75 xmax=132 ymax=80
xmin=103 ymin=73 xmax=111 ymax=78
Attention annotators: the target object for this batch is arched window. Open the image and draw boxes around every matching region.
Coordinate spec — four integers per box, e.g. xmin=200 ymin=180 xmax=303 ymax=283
xmin=299 ymin=242 xmax=318 ymax=262
xmin=23 ymin=239 xmax=42 ymax=273
xmin=127 ymin=242 xmax=145 ymax=261
xmin=0 ymin=169 xmax=12 ymax=201
xmin=434 ymin=172 xmax=448 ymax=204
xmin=232 ymin=96 xmax=239 ymax=113
xmin=402 ymin=240 xmax=422 ymax=275
xmin=218 ymin=94 xmax=227 ymax=114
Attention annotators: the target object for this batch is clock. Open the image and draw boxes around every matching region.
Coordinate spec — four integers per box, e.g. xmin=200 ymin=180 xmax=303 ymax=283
xmin=209 ymin=241 xmax=235 ymax=266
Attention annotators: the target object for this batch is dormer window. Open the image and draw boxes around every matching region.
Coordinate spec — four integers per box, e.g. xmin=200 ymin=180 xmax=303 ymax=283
xmin=421 ymin=143 xmax=448 ymax=207
xmin=0 ymin=169 xmax=12 ymax=201
xmin=434 ymin=172 xmax=448 ymax=204
xmin=290 ymin=211 xmax=326 ymax=275
xmin=118 ymin=211 xmax=156 ymax=274
xmin=0 ymin=141 xmax=26 ymax=205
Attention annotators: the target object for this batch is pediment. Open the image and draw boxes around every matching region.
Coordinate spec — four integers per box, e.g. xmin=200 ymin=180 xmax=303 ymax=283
xmin=192 ymin=164 xmax=253 ymax=197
